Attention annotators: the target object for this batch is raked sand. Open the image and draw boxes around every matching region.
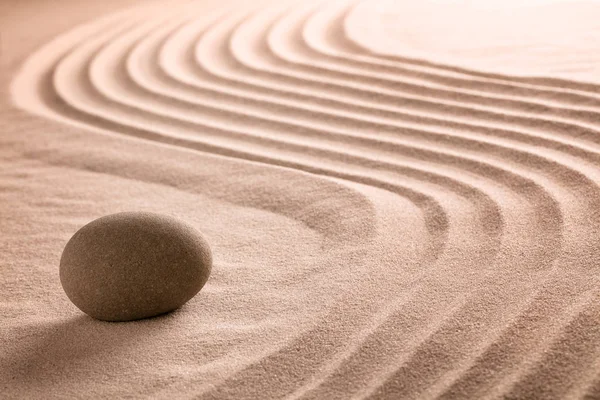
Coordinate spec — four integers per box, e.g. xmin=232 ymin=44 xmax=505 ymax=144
xmin=2 ymin=0 xmax=600 ymax=398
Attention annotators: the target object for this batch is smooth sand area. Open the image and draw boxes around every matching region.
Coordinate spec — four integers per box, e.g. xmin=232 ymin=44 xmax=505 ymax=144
xmin=2 ymin=0 xmax=600 ymax=398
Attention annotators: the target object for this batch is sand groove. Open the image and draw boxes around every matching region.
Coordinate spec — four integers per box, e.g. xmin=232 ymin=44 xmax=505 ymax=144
xmin=8 ymin=0 xmax=600 ymax=398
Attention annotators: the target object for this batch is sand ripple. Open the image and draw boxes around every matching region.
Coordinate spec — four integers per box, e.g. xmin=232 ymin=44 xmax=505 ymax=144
xmin=8 ymin=0 xmax=600 ymax=398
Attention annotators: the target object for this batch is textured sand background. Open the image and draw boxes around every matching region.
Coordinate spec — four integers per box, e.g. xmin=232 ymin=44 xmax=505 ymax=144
xmin=3 ymin=0 xmax=600 ymax=398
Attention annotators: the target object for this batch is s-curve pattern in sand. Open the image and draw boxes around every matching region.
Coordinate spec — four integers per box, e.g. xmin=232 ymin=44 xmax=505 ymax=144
xmin=4 ymin=0 xmax=600 ymax=398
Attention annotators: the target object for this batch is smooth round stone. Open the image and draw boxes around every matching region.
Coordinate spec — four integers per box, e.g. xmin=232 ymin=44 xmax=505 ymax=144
xmin=60 ymin=212 xmax=212 ymax=322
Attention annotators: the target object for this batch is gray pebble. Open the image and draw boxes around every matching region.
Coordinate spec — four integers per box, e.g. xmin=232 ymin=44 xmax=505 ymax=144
xmin=60 ymin=212 xmax=212 ymax=322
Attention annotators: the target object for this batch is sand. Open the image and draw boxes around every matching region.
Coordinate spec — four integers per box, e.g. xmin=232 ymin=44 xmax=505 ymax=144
xmin=2 ymin=0 xmax=600 ymax=398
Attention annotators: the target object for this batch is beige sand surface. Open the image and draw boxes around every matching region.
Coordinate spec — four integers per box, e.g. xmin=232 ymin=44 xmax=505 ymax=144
xmin=2 ymin=0 xmax=600 ymax=398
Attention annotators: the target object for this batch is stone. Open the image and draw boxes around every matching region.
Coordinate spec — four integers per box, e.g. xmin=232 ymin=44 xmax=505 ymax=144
xmin=59 ymin=212 xmax=212 ymax=322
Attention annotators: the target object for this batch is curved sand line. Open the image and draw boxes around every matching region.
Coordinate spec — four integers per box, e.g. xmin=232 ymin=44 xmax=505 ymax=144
xmin=7 ymin=0 xmax=600 ymax=398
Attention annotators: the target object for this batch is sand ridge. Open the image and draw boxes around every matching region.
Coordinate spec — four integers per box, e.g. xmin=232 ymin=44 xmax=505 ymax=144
xmin=3 ymin=0 xmax=600 ymax=398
